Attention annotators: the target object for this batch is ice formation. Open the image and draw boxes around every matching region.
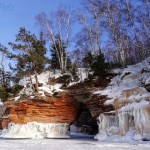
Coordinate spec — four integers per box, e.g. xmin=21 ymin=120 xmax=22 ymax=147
xmin=95 ymin=57 xmax=150 ymax=141
xmin=1 ymin=122 xmax=69 ymax=139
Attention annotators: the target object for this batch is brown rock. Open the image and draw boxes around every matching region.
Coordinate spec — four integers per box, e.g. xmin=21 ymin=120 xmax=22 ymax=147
xmin=67 ymin=78 xmax=113 ymax=118
xmin=145 ymin=84 xmax=150 ymax=92
xmin=5 ymin=92 xmax=78 ymax=125
xmin=0 ymin=118 xmax=9 ymax=129
xmin=86 ymin=94 xmax=114 ymax=118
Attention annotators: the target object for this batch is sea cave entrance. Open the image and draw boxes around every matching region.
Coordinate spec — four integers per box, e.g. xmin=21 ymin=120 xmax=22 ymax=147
xmin=69 ymin=103 xmax=98 ymax=138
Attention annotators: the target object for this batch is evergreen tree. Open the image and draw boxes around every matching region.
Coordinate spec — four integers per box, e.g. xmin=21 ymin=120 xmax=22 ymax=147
xmin=50 ymin=36 xmax=71 ymax=72
xmin=9 ymin=27 xmax=47 ymax=91
xmin=0 ymin=44 xmax=12 ymax=101
xmin=83 ymin=52 xmax=109 ymax=78
xmin=91 ymin=53 xmax=109 ymax=78
xmin=0 ymin=70 xmax=11 ymax=102
xmin=50 ymin=42 xmax=61 ymax=70
xmin=82 ymin=52 xmax=94 ymax=68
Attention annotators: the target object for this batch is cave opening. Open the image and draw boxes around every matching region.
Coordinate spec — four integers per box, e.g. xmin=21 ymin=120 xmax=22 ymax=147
xmin=69 ymin=103 xmax=98 ymax=137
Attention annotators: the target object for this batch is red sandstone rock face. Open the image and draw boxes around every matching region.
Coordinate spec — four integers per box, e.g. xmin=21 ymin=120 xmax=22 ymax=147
xmin=5 ymin=92 xmax=78 ymax=124
xmin=0 ymin=118 xmax=9 ymax=129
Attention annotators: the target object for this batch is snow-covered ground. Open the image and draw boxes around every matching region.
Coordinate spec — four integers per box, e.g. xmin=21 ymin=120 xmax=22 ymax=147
xmin=0 ymin=139 xmax=150 ymax=150
xmin=16 ymin=68 xmax=89 ymax=100
xmin=17 ymin=70 xmax=64 ymax=99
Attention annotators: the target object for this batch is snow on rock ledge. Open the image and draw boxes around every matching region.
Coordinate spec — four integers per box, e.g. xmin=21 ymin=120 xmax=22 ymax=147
xmin=1 ymin=122 xmax=69 ymax=139
xmin=94 ymin=57 xmax=150 ymax=142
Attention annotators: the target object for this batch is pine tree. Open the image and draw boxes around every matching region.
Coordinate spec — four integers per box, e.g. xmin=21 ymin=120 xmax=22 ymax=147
xmin=50 ymin=42 xmax=61 ymax=70
xmin=9 ymin=27 xmax=47 ymax=91
xmin=0 ymin=70 xmax=11 ymax=102
xmin=50 ymin=35 xmax=71 ymax=72
xmin=91 ymin=53 xmax=109 ymax=78
xmin=83 ymin=52 xmax=109 ymax=78
xmin=0 ymin=44 xmax=12 ymax=101
xmin=82 ymin=52 xmax=94 ymax=68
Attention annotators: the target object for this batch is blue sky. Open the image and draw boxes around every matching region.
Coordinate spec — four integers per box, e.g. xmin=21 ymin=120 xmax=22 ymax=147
xmin=0 ymin=0 xmax=82 ymax=47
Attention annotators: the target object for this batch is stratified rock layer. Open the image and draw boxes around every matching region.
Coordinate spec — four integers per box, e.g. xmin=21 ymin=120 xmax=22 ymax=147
xmin=5 ymin=92 xmax=78 ymax=125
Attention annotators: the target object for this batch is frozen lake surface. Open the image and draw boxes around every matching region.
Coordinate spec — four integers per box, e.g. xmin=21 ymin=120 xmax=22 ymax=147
xmin=0 ymin=139 xmax=150 ymax=150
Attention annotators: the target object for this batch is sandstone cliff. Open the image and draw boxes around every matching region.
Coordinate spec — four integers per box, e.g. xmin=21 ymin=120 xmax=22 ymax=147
xmin=4 ymin=92 xmax=78 ymax=125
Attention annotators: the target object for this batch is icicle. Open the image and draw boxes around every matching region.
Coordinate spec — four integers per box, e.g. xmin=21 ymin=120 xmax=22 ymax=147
xmin=109 ymin=115 xmax=119 ymax=127
xmin=118 ymin=110 xmax=128 ymax=135
xmin=97 ymin=114 xmax=109 ymax=131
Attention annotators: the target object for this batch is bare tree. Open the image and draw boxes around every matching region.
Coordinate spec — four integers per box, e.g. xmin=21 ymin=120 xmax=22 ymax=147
xmin=0 ymin=44 xmax=11 ymax=88
xmin=36 ymin=6 xmax=72 ymax=73
xmin=78 ymin=0 xmax=104 ymax=55
xmin=0 ymin=54 xmax=6 ymax=87
xmin=136 ymin=0 xmax=150 ymax=59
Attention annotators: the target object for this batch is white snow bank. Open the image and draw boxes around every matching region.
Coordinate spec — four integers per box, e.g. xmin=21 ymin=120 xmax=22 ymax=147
xmin=68 ymin=68 xmax=89 ymax=86
xmin=95 ymin=127 xmax=150 ymax=144
xmin=1 ymin=122 xmax=69 ymax=139
xmin=18 ymin=68 xmax=89 ymax=99
xmin=18 ymin=71 xmax=64 ymax=98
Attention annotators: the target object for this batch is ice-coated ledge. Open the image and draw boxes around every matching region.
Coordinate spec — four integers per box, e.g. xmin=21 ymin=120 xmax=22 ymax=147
xmin=1 ymin=122 xmax=69 ymax=139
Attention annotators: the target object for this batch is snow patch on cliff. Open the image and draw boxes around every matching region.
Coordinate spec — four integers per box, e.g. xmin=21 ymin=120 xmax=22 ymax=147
xmin=17 ymin=68 xmax=89 ymax=99
xmin=17 ymin=70 xmax=64 ymax=99
xmin=94 ymin=57 xmax=150 ymax=105
xmin=94 ymin=57 xmax=150 ymax=142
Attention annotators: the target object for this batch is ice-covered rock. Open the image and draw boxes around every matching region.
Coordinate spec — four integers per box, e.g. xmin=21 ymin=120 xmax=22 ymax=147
xmin=95 ymin=57 xmax=150 ymax=142
xmin=1 ymin=122 xmax=69 ymax=139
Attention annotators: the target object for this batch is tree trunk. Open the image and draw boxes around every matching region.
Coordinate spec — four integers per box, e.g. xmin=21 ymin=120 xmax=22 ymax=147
xmin=34 ymin=69 xmax=39 ymax=92
xmin=29 ymin=72 xmax=35 ymax=92
xmin=32 ymin=62 xmax=39 ymax=92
